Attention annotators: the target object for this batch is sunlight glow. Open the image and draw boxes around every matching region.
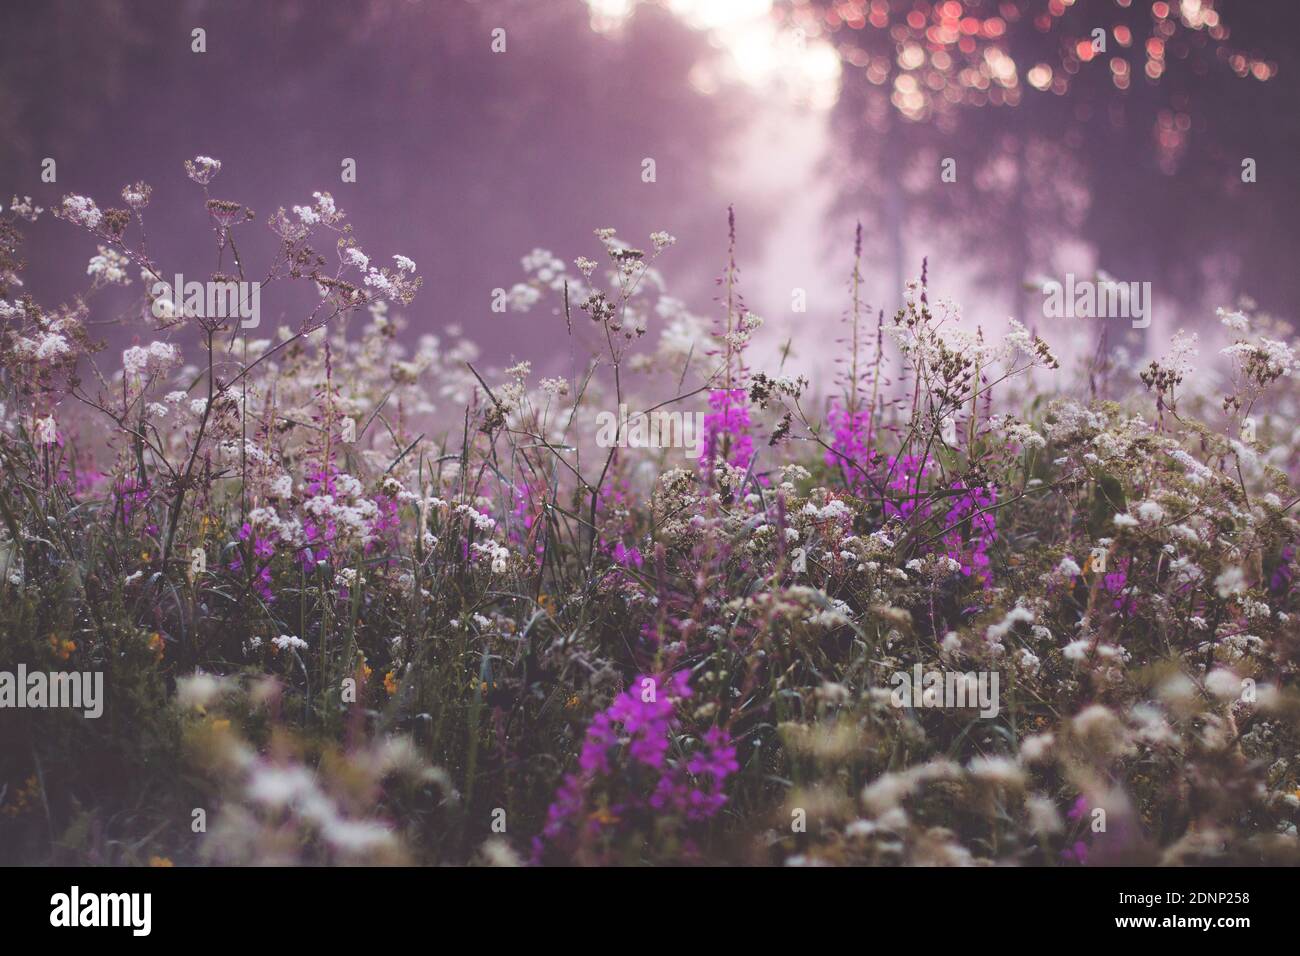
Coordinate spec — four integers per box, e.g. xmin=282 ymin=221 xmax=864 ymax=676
xmin=583 ymin=0 xmax=842 ymax=109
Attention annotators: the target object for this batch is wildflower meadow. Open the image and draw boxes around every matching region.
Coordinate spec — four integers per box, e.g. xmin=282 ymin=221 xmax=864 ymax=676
xmin=4 ymin=174 xmax=1299 ymax=870
xmin=1 ymin=2 xmax=1298 ymax=911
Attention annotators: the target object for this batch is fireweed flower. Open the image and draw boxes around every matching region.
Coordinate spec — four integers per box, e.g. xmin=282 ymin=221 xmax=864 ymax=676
xmin=112 ymin=476 xmax=150 ymax=523
xmin=1103 ymin=557 xmax=1138 ymax=614
xmin=942 ymin=480 xmax=997 ymax=584
xmin=533 ymin=671 xmax=738 ymax=864
xmin=702 ymin=388 xmax=754 ymax=469
xmin=824 ymin=400 xmax=876 ymax=489
xmin=882 ymin=455 xmax=931 ymax=522
xmin=1060 ymin=840 xmax=1089 ymax=865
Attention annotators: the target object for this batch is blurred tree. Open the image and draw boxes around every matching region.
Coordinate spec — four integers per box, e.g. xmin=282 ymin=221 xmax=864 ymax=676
xmin=783 ymin=0 xmax=1297 ymax=327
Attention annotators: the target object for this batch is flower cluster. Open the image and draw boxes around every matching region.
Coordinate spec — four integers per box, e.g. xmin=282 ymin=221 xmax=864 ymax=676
xmin=534 ymin=671 xmax=737 ymax=864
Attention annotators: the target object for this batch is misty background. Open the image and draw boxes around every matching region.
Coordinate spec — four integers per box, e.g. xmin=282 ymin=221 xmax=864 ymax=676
xmin=2 ymin=0 xmax=1297 ymax=383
